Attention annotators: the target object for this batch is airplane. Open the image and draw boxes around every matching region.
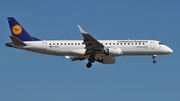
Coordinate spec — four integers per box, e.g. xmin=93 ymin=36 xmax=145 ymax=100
xmin=5 ymin=17 xmax=173 ymax=68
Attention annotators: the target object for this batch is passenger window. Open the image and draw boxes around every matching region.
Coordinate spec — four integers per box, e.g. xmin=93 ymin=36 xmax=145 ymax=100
xmin=64 ymin=43 xmax=66 ymax=45
xmin=57 ymin=43 xmax=59 ymax=45
xmin=68 ymin=43 xmax=70 ymax=45
xmin=71 ymin=43 xmax=73 ymax=45
xmin=78 ymin=43 xmax=80 ymax=45
xmin=49 ymin=43 xmax=51 ymax=45
xmin=53 ymin=43 xmax=55 ymax=45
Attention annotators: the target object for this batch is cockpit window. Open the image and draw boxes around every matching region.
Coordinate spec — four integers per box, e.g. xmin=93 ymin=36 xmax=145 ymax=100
xmin=159 ymin=42 xmax=163 ymax=45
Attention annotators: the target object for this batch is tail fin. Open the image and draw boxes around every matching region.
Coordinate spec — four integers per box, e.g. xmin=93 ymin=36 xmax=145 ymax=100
xmin=7 ymin=17 xmax=40 ymax=41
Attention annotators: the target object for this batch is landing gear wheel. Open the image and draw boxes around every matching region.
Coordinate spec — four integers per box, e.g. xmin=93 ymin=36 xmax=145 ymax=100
xmin=86 ymin=62 xmax=92 ymax=68
xmin=153 ymin=60 xmax=156 ymax=64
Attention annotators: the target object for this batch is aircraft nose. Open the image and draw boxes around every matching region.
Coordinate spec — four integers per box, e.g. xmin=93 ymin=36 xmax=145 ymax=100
xmin=167 ymin=47 xmax=173 ymax=54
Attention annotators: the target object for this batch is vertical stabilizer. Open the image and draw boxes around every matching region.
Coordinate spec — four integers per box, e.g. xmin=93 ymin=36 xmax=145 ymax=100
xmin=7 ymin=17 xmax=40 ymax=41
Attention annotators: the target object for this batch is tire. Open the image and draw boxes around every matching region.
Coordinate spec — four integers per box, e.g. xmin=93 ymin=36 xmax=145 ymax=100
xmin=153 ymin=60 xmax=156 ymax=64
xmin=86 ymin=62 xmax=92 ymax=68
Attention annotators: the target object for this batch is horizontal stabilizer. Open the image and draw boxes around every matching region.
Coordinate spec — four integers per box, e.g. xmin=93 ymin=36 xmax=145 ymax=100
xmin=10 ymin=36 xmax=27 ymax=46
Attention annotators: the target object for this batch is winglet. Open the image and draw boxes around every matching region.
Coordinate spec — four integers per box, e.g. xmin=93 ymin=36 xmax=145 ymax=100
xmin=10 ymin=36 xmax=27 ymax=46
xmin=77 ymin=25 xmax=88 ymax=34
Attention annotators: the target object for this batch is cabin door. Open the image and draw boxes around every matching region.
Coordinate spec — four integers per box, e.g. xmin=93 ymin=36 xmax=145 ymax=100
xmin=42 ymin=42 xmax=47 ymax=50
xmin=150 ymin=42 xmax=155 ymax=49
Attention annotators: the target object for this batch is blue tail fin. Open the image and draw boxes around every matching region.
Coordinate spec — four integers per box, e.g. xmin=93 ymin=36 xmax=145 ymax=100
xmin=7 ymin=17 xmax=40 ymax=41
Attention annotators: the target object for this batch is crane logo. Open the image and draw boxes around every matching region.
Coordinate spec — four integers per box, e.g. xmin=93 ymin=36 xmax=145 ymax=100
xmin=12 ymin=25 xmax=22 ymax=35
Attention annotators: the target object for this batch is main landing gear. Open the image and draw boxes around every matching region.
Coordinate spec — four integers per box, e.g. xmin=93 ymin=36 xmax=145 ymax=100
xmin=86 ymin=54 xmax=96 ymax=68
xmin=86 ymin=62 xmax=92 ymax=68
xmin=86 ymin=57 xmax=95 ymax=68
xmin=152 ymin=55 xmax=157 ymax=64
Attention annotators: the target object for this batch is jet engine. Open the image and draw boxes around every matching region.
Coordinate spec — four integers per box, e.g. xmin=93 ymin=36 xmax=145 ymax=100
xmin=104 ymin=48 xmax=122 ymax=56
xmin=97 ymin=57 xmax=115 ymax=64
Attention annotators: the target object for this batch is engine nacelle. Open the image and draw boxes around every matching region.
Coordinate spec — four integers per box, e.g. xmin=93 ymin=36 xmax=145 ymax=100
xmin=104 ymin=48 xmax=122 ymax=56
xmin=97 ymin=57 xmax=115 ymax=64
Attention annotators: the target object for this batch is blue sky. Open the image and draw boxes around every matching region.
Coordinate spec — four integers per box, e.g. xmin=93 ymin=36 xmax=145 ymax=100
xmin=0 ymin=0 xmax=180 ymax=101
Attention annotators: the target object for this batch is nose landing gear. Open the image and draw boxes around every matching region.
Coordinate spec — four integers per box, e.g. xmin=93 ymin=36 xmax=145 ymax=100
xmin=152 ymin=55 xmax=157 ymax=64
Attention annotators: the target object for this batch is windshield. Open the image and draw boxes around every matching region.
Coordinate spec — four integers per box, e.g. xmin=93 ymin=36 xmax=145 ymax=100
xmin=159 ymin=42 xmax=164 ymax=45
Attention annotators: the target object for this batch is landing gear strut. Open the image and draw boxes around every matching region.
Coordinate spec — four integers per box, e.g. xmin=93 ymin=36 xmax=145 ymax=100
xmin=152 ymin=55 xmax=157 ymax=64
xmin=88 ymin=57 xmax=95 ymax=63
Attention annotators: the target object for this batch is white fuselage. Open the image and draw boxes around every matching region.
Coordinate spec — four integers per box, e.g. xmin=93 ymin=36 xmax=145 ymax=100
xmin=6 ymin=18 xmax=173 ymax=67
xmin=12 ymin=40 xmax=173 ymax=58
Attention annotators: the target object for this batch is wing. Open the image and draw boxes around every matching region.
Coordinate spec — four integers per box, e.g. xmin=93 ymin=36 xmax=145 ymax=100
xmin=66 ymin=25 xmax=105 ymax=61
xmin=77 ymin=25 xmax=104 ymax=55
